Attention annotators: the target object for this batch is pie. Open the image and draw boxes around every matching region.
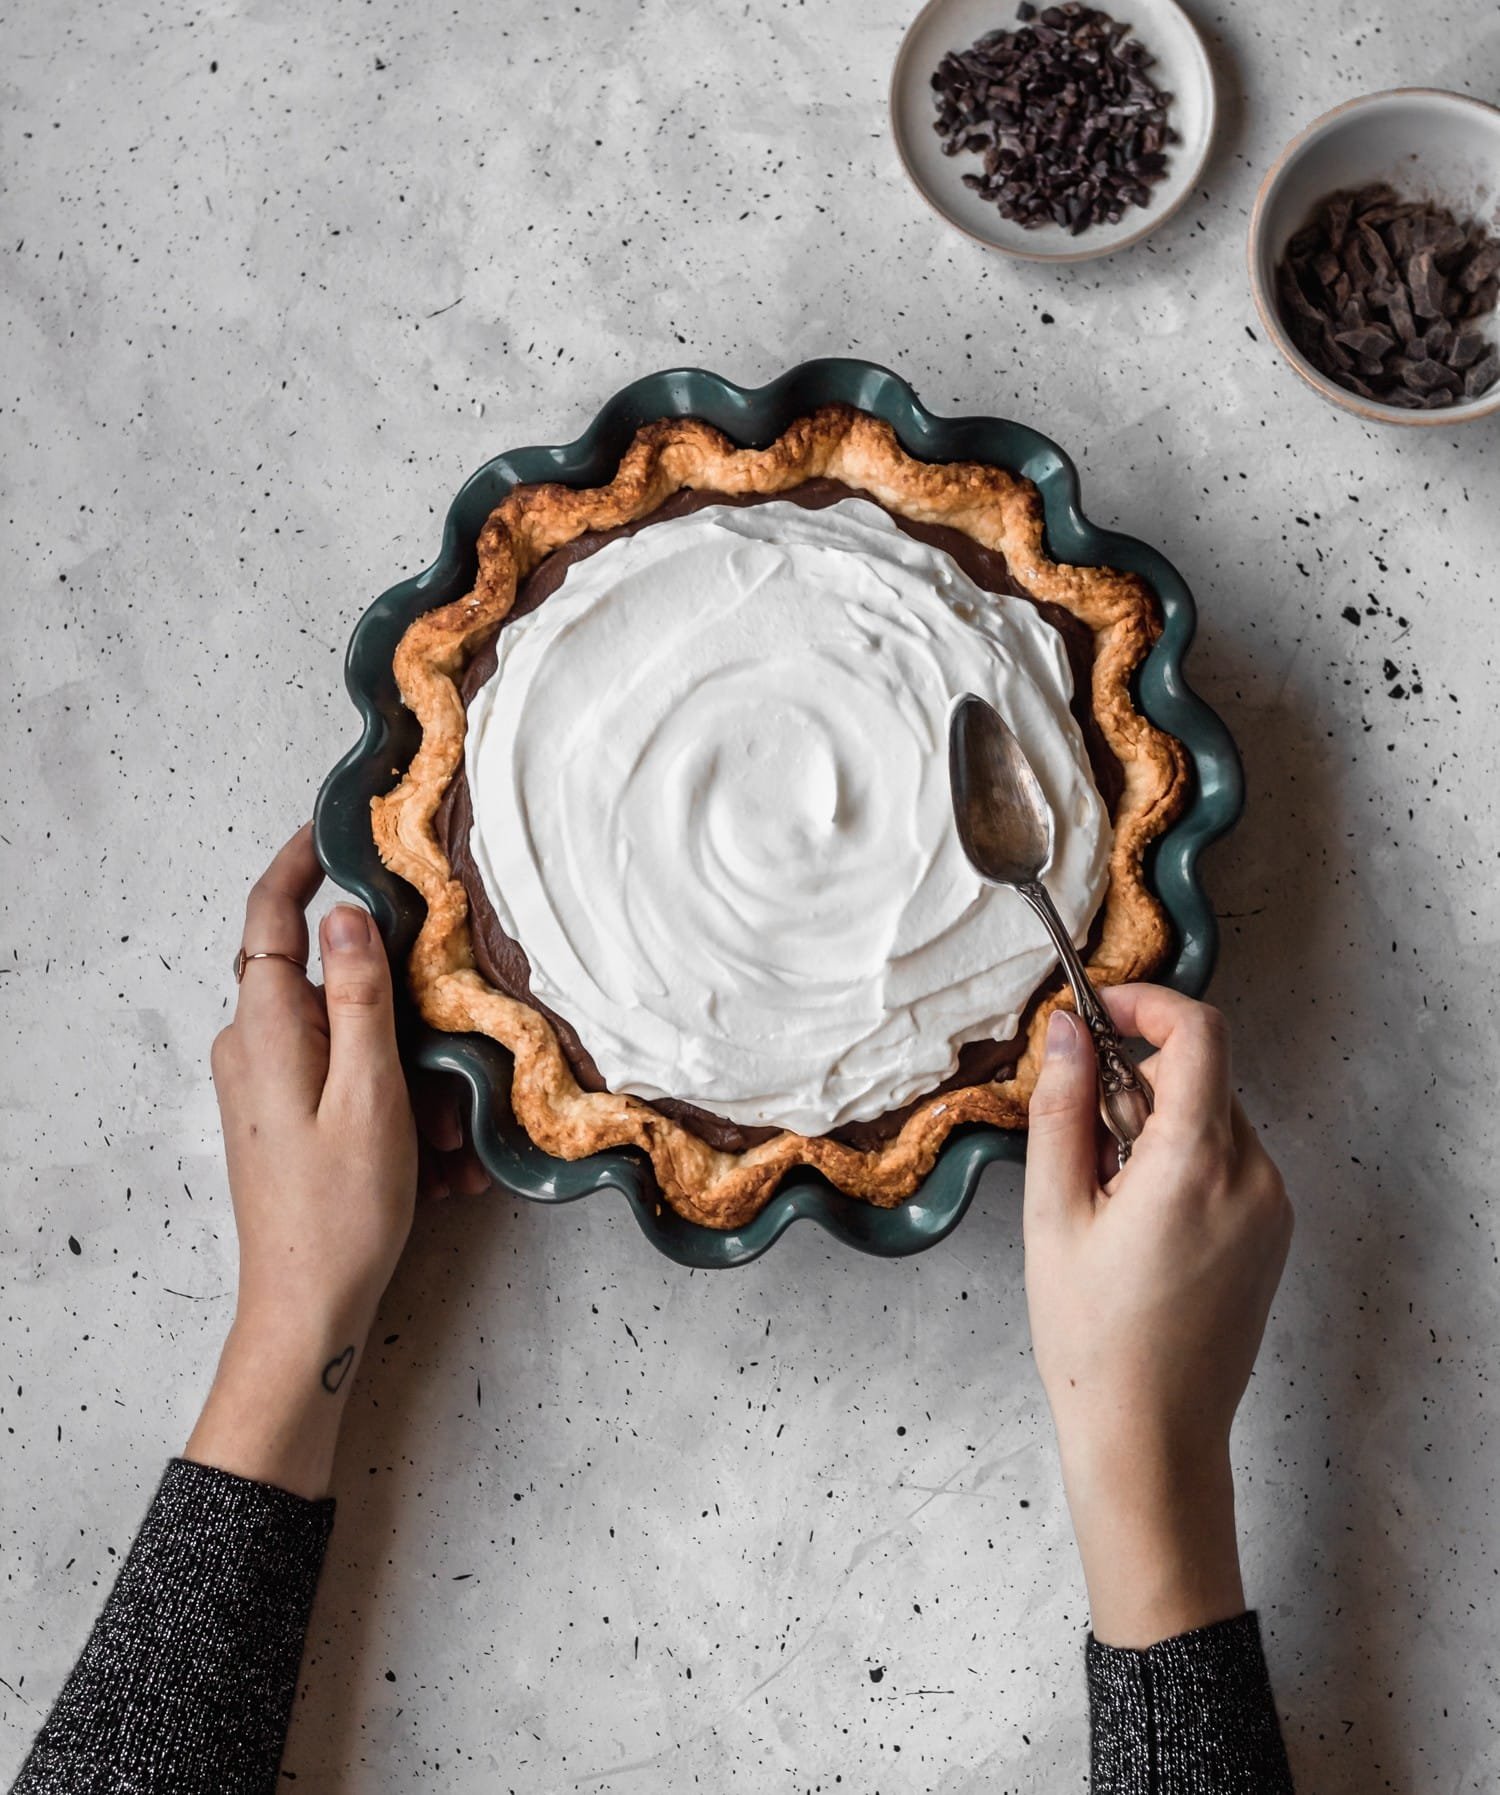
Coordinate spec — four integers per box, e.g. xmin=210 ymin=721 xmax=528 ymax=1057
xmin=372 ymin=405 xmax=1187 ymax=1228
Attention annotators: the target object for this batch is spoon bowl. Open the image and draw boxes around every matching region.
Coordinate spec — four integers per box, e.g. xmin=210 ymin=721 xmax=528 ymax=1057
xmin=949 ymin=692 xmax=1055 ymax=884
xmin=948 ymin=695 xmax=1153 ymax=1160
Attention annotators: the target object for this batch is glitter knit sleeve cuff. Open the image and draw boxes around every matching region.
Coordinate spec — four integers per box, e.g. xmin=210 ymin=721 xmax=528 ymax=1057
xmin=12 ymin=1458 xmax=334 ymax=1795
xmin=1086 ymin=1611 xmax=1294 ymax=1794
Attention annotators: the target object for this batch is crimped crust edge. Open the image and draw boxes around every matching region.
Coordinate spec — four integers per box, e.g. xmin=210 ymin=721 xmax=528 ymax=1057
xmin=372 ymin=405 xmax=1188 ymax=1228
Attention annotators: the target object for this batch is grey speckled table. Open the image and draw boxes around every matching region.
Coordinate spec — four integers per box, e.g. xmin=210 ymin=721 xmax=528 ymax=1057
xmin=3 ymin=2 xmax=1499 ymax=1789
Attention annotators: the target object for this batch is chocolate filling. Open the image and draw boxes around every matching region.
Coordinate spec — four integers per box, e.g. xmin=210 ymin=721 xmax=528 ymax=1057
xmin=437 ymin=481 xmax=1122 ymax=1152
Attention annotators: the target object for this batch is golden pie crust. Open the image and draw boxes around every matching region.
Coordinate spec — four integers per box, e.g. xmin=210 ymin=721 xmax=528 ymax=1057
xmin=373 ymin=405 xmax=1187 ymax=1228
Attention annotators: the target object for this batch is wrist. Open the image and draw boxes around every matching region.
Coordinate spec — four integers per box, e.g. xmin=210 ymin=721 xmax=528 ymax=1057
xmin=1058 ymin=1429 xmax=1245 ymax=1650
xmin=233 ymin=1270 xmax=381 ymax=1353
xmin=185 ymin=1309 xmax=371 ymax=1500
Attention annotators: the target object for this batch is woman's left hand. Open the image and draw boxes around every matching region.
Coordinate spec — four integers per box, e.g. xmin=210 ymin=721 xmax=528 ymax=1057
xmin=212 ymin=824 xmax=418 ymax=1335
xmin=186 ymin=825 xmax=436 ymax=1496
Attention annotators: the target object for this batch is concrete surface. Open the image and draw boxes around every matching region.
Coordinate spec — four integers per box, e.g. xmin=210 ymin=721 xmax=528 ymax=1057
xmin=3 ymin=1 xmax=1498 ymax=1788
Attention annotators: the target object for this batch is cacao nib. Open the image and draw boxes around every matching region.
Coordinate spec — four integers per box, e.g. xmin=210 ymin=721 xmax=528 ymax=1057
xmin=931 ymin=3 xmax=1174 ymax=236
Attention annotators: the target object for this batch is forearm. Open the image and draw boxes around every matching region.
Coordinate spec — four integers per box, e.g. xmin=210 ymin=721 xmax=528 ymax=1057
xmin=12 ymin=1460 xmax=333 ymax=1795
xmin=1060 ymin=1436 xmax=1245 ymax=1650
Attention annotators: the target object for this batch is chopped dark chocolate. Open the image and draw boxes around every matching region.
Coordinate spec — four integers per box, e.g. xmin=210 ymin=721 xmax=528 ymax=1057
xmin=1465 ymin=349 xmax=1500 ymax=398
xmin=1313 ymin=248 xmax=1342 ymax=288
xmin=1449 ymin=331 xmax=1490 ymax=370
xmin=1318 ymin=324 xmax=1355 ymax=373
xmin=1358 ymin=221 xmax=1394 ymax=282
xmin=1399 ymin=356 xmax=1459 ymax=396
xmin=1432 ymin=224 xmax=1469 ymax=265
xmin=1407 ymin=249 xmax=1446 ymax=320
xmin=930 ymin=2 xmax=1175 ymax=235
xmin=1378 ymin=282 xmax=1419 ymax=346
xmin=1333 ymin=325 xmax=1396 ymax=362
xmin=1465 ymin=276 xmax=1500 ymax=320
xmin=1325 ymin=195 xmax=1353 ymax=251
xmin=1342 ymin=231 xmax=1376 ymax=289
xmin=1459 ymin=241 xmax=1500 ymax=291
xmin=1274 ymin=183 xmax=1500 ymax=408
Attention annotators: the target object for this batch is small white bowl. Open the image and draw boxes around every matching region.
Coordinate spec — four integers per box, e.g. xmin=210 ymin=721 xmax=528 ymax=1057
xmin=1249 ymin=89 xmax=1500 ymax=427
xmin=890 ymin=0 xmax=1217 ymax=264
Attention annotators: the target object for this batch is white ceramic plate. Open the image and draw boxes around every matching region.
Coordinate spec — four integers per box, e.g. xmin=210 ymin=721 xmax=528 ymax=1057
xmin=890 ymin=0 xmax=1217 ymax=262
xmin=1249 ymin=89 xmax=1500 ymax=427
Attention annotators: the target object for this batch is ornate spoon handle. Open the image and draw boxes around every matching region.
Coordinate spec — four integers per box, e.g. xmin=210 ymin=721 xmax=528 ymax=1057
xmin=1017 ymin=879 xmax=1153 ymax=1162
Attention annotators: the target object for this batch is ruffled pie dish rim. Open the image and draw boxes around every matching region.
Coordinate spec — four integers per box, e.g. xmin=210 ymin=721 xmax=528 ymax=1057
xmin=373 ymin=407 xmax=1183 ymax=1226
xmin=314 ymin=358 xmax=1245 ymax=1269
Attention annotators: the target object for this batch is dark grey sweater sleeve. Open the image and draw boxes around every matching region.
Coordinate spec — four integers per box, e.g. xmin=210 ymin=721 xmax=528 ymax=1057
xmin=1087 ymin=1611 xmax=1293 ymax=1793
xmin=11 ymin=1458 xmax=334 ymax=1795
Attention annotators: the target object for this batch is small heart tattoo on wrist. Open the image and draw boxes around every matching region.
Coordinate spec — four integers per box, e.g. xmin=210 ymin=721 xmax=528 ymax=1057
xmin=321 ymin=1345 xmax=356 ymax=1394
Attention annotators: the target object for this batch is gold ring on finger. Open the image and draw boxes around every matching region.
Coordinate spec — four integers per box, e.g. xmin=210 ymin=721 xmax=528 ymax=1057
xmin=233 ymin=948 xmax=308 ymax=983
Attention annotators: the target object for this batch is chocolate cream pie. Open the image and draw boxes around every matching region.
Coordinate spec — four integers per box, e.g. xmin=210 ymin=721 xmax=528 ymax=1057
xmin=373 ymin=406 xmax=1186 ymax=1228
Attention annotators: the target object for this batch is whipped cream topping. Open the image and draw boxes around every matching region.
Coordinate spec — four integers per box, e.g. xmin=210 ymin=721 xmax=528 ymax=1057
xmin=465 ymin=498 xmax=1110 ymax=1134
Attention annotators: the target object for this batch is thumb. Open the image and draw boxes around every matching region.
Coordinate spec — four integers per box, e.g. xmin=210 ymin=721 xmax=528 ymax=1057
xmin=1024 ymin=1010 xmax=1100 ymax=1224
xmin=319 ymin=905 xmax=401 ymax=1106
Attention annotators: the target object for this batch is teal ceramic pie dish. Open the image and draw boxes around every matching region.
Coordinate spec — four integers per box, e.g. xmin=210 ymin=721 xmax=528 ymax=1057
xmin=314 ymin=358 xmax=1243 ymax=1268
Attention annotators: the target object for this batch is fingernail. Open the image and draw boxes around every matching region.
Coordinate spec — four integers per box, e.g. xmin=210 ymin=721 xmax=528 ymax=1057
xmin=1045 ymin=1010 xmax=1081 ymax=1058
xmin=325 ymin=904 xmax=371 ymax=952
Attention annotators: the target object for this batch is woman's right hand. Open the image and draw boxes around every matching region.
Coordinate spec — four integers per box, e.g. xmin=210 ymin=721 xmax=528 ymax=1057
xmin=1023 ymin=986 xmax=1293 ymax=1649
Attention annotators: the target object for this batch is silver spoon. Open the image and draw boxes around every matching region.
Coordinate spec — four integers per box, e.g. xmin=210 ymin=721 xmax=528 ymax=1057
xmin=948 ymin=692 xmax=1152 ymax=1162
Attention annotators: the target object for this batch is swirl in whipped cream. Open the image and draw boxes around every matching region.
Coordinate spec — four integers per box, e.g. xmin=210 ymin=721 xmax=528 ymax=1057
xmin=465 ymin=498 xmax=1110 ymax=1134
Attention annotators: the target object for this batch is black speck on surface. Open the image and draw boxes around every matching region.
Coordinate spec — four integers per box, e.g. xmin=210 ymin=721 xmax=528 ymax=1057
xmin=67 ymin=1235 xmax=81 ymax=1255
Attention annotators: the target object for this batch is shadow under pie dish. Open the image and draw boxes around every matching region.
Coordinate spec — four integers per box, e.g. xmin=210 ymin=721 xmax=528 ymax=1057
xmin=366 ymin=398 xmax=1187 ymax=1232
